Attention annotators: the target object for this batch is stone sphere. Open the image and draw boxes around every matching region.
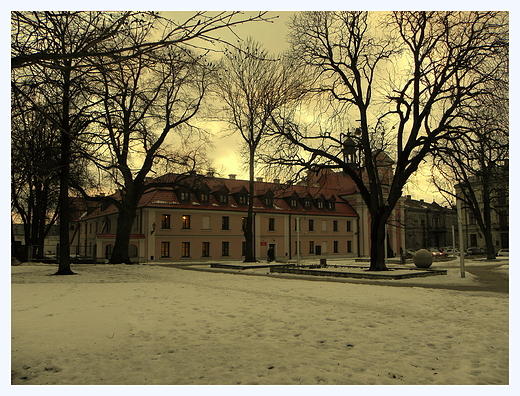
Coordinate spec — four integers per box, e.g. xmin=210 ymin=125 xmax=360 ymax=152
xmin=413 ymin=249 xmax=433 ymax=268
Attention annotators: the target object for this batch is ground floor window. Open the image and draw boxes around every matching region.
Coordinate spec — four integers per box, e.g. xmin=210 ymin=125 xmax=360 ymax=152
xmin=309 ymin=241 xmax=314 ymax=254
xmin=161 ymin=242 xmax=170 ymax=257
xmin=241 ymin=241 xmax=246 ymax=256
xmin=333 ymin=241 xmax=339 ymax=253
xmin=347 ymin=240 xmax=352 ymax=253
xmin=222 ymin=241 xmax=230 ymax=256
xmin=181 ymin=242 xmax=190 ymax=257
xmin=202 ymin=242 xmax=210 ymax=257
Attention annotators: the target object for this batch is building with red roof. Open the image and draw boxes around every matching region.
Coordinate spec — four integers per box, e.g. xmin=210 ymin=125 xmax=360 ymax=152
xmin=70 ymin=169 xmax=405 ymax=263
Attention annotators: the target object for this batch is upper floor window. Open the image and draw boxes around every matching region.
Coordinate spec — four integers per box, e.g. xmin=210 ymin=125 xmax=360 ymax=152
xmin=268 ymin=218 xmax=275 ymax=231
xmin=347 ymin=221 xmax=352 ymax=232
xmin=222 ymin=216 xmax=230 ymax=230
xmin=162 ymin=214 xmax=171 ymax=229
xmin=309 ymin=219 xmax=314 ymax=231
xmin=182 ymin=215 xmax=191 ymax=229
xmin=333 ymin=220 xmax=338 ymax=232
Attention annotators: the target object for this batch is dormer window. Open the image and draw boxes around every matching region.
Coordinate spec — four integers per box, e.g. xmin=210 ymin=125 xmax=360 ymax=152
xmin=303 ymin=200 xmax=311 ymax=209
xmin=199 ymin=192 xmax=209 ymax=203
xmin=264 ymin=197 xmax=273 ymax=207
xmin=178 ymin=190 xmax=190 ymax=202
xmin=290 ymin=198 xmax=298 ymax=208
xmin=327 ymin=201 xmax=336 ymax=211
xmin=316 ymin=200 xmax=324 ymax=209
xmin=219 ymin=194 xmax=228 ymax=204
xmin=238 ymin=195 xmax=248 ymax=205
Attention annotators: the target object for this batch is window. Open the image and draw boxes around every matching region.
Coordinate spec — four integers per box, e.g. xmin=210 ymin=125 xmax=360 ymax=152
xmin=316 ymin=200 xmax=324 ymax=209
xmin=181 ymin=242 xmax=190 ymax=257
xmin=162 ymin=214 xmax=171 ymax=229
xmin=294 ymin=218 xmax=300 ymax=232
xmin=219 ymin=194 xmax=228 ymax=204
xmin=347 ymin=240 xmax=352 ymax=253
xmin=295 ymin=241 xmax=301 ymax=255
xmin=222 ymin=242 xmax=230 ymax=256
xmin=334 ymin=241 xmax=339 ymax=253
xmin=264 ymin=197 xmax=273 ymax=207
xmin=290 ymin=198 xmax=298 ymax=208
xmin=333 ymin=220 xmax=338 ymax=232
xmin=200 ymin=193 xmax=210 ymax=203
xmin=347 ymin=221 xmax=352 ymax=232
xmin=268 ymin=218 xmax=275 ymax=231
xmin=327 ymin=201 xmax=335 ymax=210
xmin=433 ymin=217 xmax=441 ymax=227
xmin=202 ymin=216 xmax=210 ymax=230
xmin=222 ymin=216 xmax=230 ymax=230
xmin=238 ymin=195 xmax=248 ymax=205
xmin=182 ymin=215 xmax=191 ymax=229
xmin=309 ymin=241 xmax=315 ymax=254
xmin=202 ymin=242 xmax=210 ymax=257
xmin=161 ymin=242 xmax=170 ymax=257
xmin=242 ymin=217 xmax=247 ymax=231
xmin=304 ymin=200 xmax=311 ymax=209
xmin=321 ymin=220 xmax=327 ymax=231
xmin=469 ymin=213 xmax=476 ymax=225
xmin=309 ymin=219 xmax=314 ymax=231
xmin=179 ymin=191 xmax=190 ymax=202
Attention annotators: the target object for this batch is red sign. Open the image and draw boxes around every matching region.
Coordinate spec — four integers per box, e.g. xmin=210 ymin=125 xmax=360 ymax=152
xmin=260 ymin=242 xmax=267 ymax=246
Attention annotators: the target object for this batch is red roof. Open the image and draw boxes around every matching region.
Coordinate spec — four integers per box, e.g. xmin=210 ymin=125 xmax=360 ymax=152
xmin=80 ymin=172 xmax=360 ymax=220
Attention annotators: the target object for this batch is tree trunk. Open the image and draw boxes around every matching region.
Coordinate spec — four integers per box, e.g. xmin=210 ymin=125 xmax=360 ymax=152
xmin=368 ymin=212 xmax=389 ymax=271
xmin=243 ymin=144 xmax=256 ymax=262
xmin=109 ymin=203 xmax=137 ymax=264
xmin=55 ymin=65 xmax=75 ymax=275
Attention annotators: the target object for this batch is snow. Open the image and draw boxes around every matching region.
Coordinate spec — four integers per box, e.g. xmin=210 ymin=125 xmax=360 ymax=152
xmin=8 ymin=257 xmax=515 ymax=393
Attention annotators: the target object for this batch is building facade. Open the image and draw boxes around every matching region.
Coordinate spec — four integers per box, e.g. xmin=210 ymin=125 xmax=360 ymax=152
xmin=71 ymin=173 xmax=370 ymax=262
xmin=403 ymin=196 xmax=457 ymax=250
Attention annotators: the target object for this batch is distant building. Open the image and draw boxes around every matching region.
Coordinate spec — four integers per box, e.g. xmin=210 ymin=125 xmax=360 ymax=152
xmin=455 ymin=166 xmax=509 ymax=251
xmin=403 ymin=196 xmax=457 ymax=250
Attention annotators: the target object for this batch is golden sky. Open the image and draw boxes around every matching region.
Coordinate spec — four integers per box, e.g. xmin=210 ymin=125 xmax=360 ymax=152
xmin=162 ymin=10 xmax=452 ymax=205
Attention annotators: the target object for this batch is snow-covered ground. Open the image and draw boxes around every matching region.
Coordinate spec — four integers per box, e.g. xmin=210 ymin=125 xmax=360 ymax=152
xmin=9 ymin=258 xmax=512 ymax=392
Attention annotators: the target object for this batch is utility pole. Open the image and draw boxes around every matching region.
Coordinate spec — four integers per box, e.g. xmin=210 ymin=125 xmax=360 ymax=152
xmin=457 ymin=199 xmax=465 ymax=278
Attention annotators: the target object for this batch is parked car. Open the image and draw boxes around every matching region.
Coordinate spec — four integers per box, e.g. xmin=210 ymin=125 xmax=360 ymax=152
xmin=427 ymin=247 xmax=445 ymax=257
xmin=443 ymin=248 xmax=460 ymax=257
xmin=466 ymin=247 xmax=486 ymax=255
xmin=497 ymin=248 xmax=509 ymax=257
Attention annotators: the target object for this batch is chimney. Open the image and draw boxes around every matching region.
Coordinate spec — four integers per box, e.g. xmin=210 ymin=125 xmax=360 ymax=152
xmin=273 ymin=178 xmax=281 ymax=184
xmin=206 ymin=171 xmax=214 ymax=178
xmin=256 ymin=177 xmax=263 ymax=182
xmin=229 ymin=174 xmax=236 ymax=180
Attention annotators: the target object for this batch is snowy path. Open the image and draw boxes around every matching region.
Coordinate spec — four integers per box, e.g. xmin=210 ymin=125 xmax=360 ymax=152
xmin=11 ymin=264 xmax=508 ymax=385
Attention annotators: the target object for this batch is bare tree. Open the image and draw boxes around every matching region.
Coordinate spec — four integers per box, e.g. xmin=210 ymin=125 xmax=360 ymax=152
xmin=431 ymin=92 xmax=509 ymax=259
xmin=11 ymin=97 xmax=61 ymax=260
xmin=80 ymin=44 xmax=212 ymax=264
xmin=267 ymin=11 xmax=508 ymax=270
xmin=213 ymin=38 xmax=308 ymax=262
xmin=11 ymin=11 xmax=275 ymax=273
